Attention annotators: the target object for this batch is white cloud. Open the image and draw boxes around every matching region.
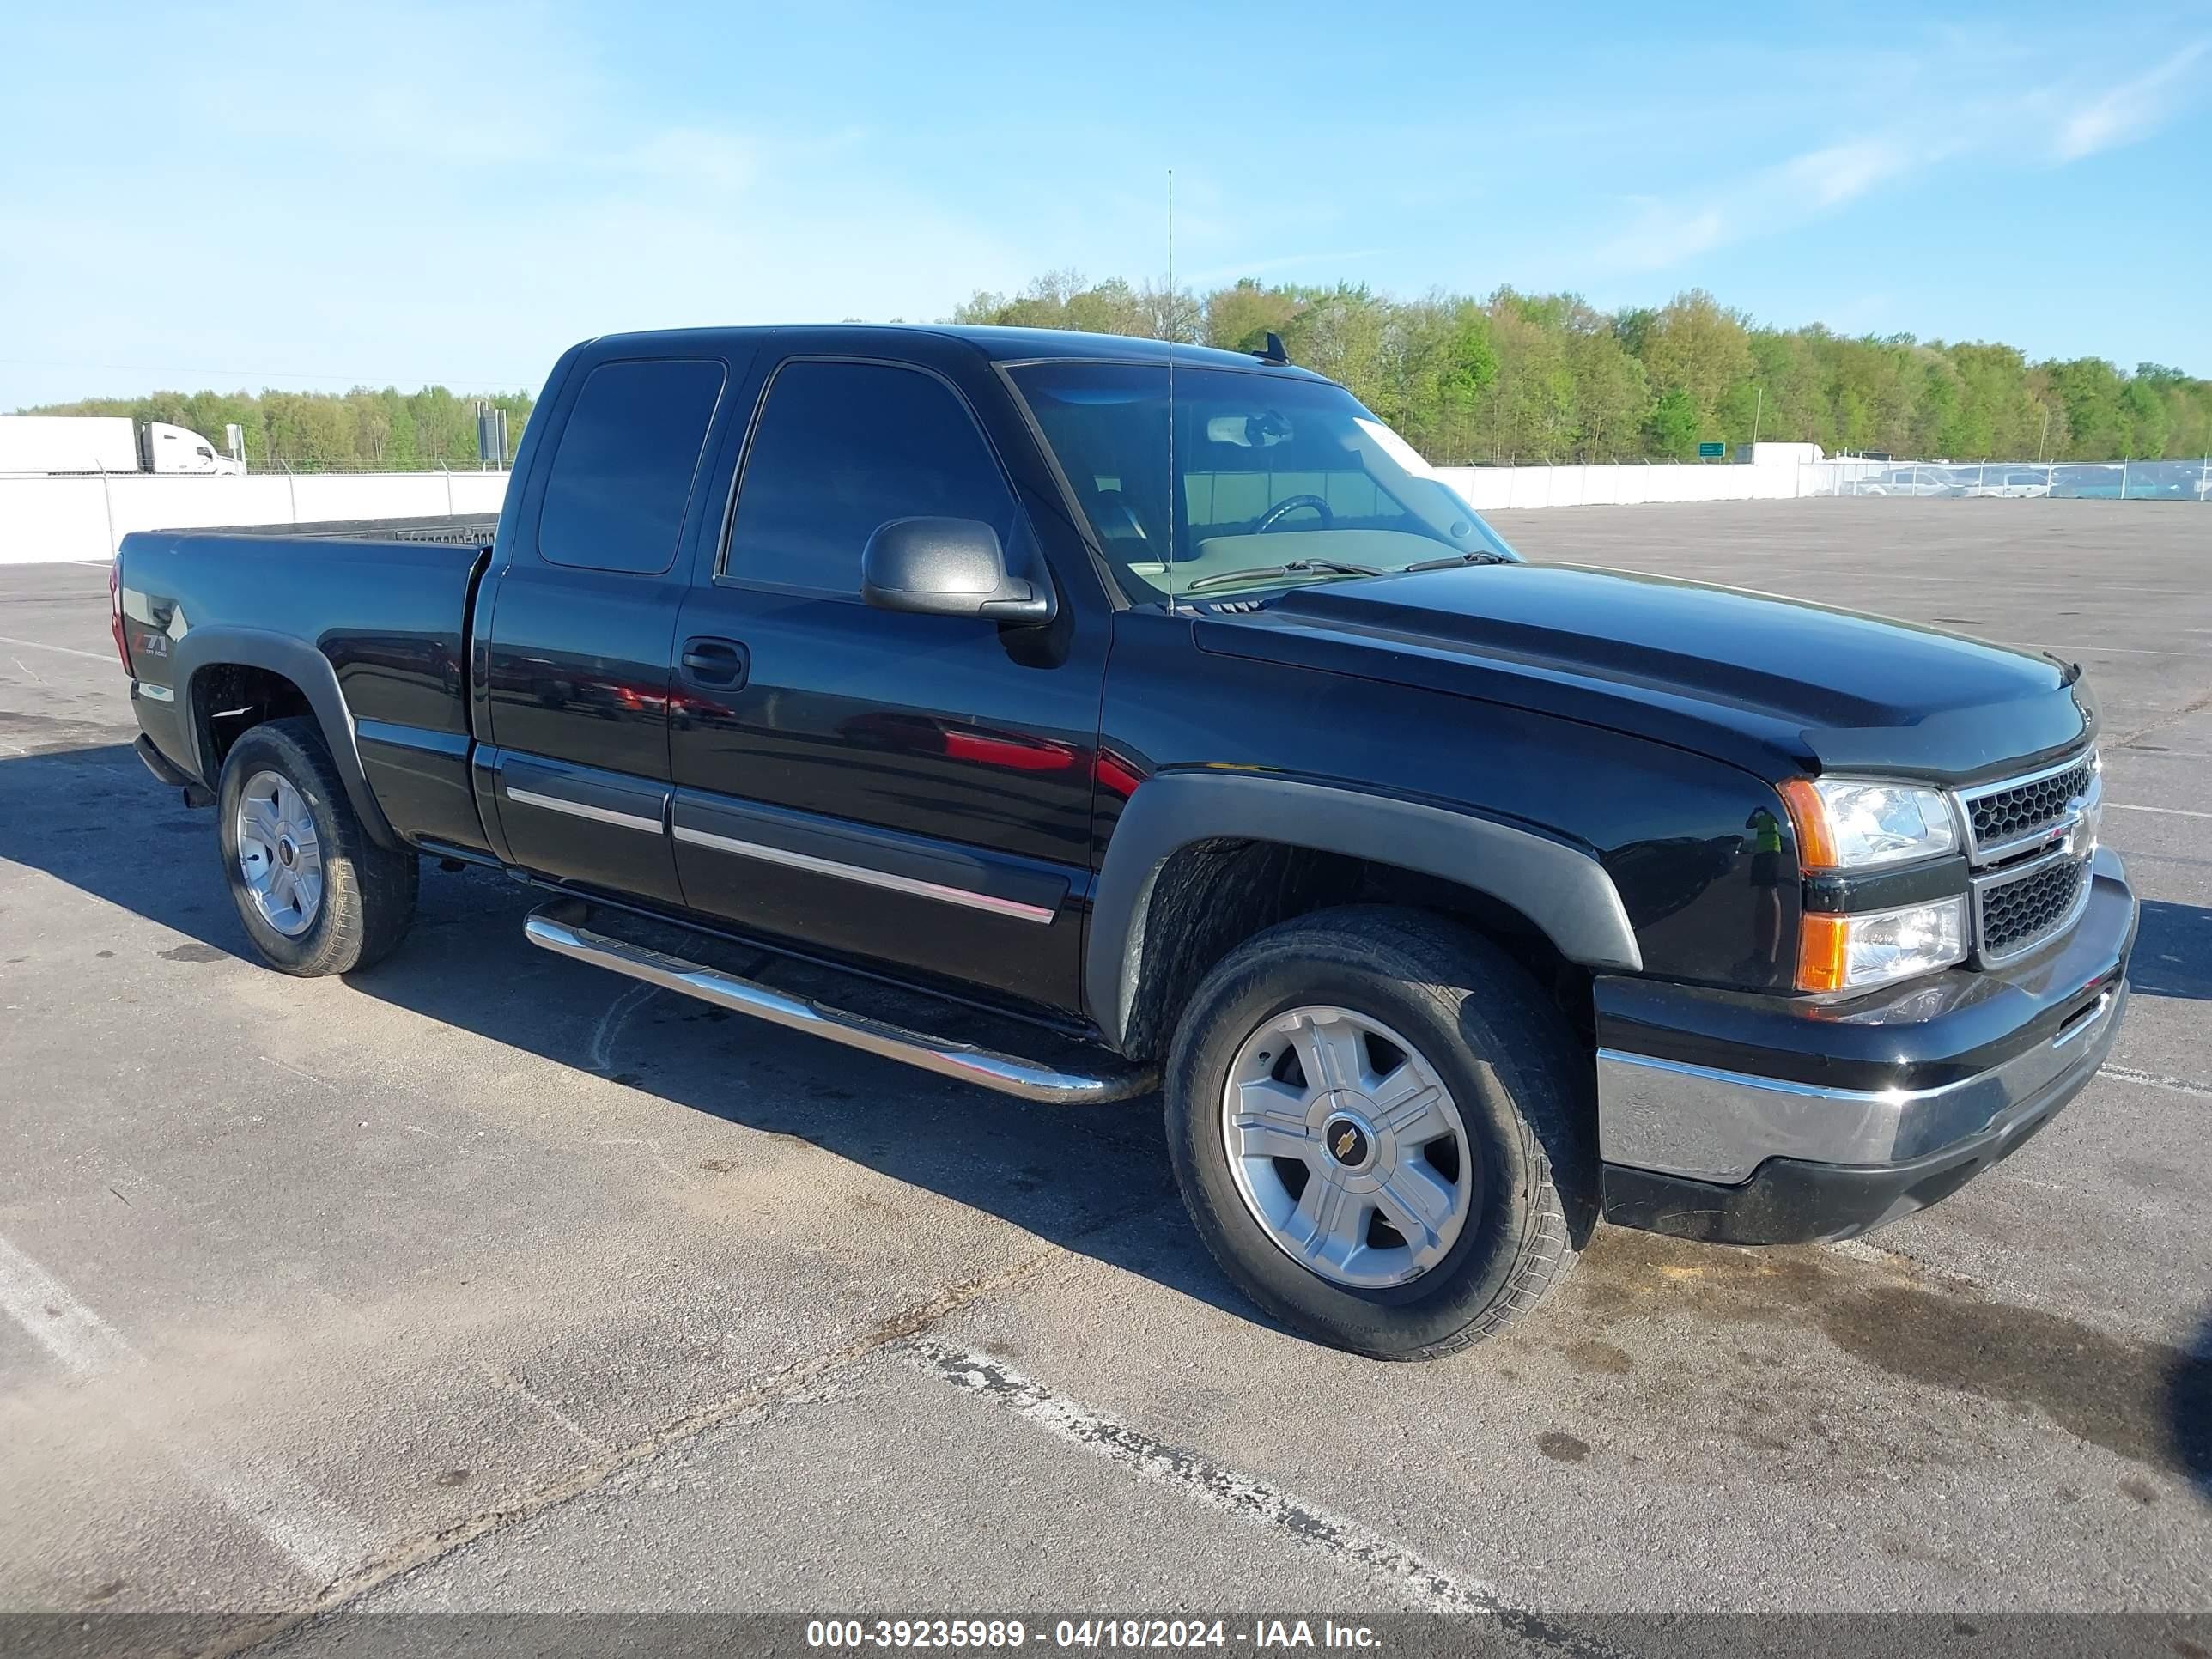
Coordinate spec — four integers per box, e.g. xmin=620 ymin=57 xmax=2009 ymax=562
xmin=2054 ymin=40 xmax=2210 ymax=160
xmin=1584 ymin=31 xmax=2209 ymax=277
xmin=1591 ymin=134 xmax=1920 ymax=274
xmin=1784 ymin=139 xmax=1915 ymax=209
xmin=1588 ymin=130 xmax=1937 ymax=275
xmin=0 ymin=3 xmax=1020 ymax=404
xmin=1595 ymin=204 xmax=1729 ymax=273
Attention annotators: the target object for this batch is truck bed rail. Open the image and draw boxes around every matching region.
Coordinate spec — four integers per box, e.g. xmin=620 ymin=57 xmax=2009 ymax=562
xmin=155 ymin=514 xmax=500 ymax=546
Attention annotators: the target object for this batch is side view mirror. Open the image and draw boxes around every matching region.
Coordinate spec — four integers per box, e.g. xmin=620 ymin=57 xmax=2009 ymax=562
xmin=861 ymin=517 xmax=1054 ymax=623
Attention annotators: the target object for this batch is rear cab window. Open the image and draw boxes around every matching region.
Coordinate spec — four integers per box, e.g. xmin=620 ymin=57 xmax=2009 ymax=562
xmin=538 ymin=358 xmax=727 ymax=574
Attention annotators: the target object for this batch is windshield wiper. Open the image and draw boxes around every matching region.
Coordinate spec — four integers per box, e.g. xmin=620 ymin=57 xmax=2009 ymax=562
xmin=1183 ymin=558 xmax=1382 ymax=594
xmin=1401 ymin=550 xmax=1512 ymax=571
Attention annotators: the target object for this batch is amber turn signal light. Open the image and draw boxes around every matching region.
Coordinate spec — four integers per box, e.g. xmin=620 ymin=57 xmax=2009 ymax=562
xmin=1796 ymin=911 xmax=1850 ymax=993
xmin=1776 ymin=778 xmax=1835 ymax=872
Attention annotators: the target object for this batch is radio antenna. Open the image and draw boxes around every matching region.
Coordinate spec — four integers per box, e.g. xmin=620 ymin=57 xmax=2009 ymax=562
xmin=1164 ymin=167 xmax=1177 ymax=612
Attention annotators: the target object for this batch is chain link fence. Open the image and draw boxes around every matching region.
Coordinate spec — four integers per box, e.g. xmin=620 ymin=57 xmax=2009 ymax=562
xmin=1825 ymin=459 xmax=2212 ymax=501
xmin=249 ymin=457 xmax=513 ymax=475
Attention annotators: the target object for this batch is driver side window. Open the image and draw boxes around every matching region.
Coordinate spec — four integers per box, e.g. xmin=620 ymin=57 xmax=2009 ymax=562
xmin=723 ymin=360 xmax=1018 ymax=596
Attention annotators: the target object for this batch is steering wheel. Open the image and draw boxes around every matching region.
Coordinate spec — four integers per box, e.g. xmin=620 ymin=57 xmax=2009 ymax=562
xmin=1254 ymin=494 xmax=1334 ymax=533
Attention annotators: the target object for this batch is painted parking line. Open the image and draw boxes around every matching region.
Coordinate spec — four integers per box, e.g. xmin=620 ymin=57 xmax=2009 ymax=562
xmin=2100 ymin=1066 xmax=2212 ymax=1102
xmin=2108 ymin=803 xmax=2212 ymax=821
xmin=903 ymin=1340 xmax=1620 ymax=1656
xmin=0 ymin=1232 xmax=137 ymax=1374
xmin=2047 ymin=644 xmax=2206 ymax=657
xmin=0 ymin=1231 xmax=371 ymax=1583
xmin=0 ymin=634 xmax=110 ymax=661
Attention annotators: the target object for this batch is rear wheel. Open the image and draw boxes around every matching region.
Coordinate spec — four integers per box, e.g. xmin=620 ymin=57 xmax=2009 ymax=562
xmin=216 ymin=717 xmax=417 ymax=976
xmin=1164 ymin=906 xmax=1595 ymax=1360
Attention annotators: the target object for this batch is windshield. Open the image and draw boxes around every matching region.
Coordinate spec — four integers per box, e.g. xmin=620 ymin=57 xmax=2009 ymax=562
xmin=1007 ymin=362 xmax=1519 ymax=602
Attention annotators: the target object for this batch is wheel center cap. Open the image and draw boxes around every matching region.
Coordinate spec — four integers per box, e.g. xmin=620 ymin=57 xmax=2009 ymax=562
xmin=1322 ymin=1114 xmax=1376 ymax=1171
xmin=277 ymin=837 xmax=296 ymax=867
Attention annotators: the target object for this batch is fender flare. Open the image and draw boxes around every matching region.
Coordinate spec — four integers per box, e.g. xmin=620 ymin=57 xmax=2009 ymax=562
xmin=171 ymin=625 xmax=402 ymax=850
xmin=1084 ymin=771 xmax=1642 ymax=1048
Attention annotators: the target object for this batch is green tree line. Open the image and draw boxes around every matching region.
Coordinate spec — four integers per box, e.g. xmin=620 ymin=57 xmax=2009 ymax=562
xmin=954 ymin=271 xmax=2212 ymax=465
xmin=21 ymin=276 xmax=2210 ymax=467
xmin=18 ymin=386 xmax=535 ymax=471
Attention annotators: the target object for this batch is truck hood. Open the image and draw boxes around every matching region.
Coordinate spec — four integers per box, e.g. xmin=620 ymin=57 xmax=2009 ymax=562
xmin=1192 ymin=563 xmax=2094 ymax=782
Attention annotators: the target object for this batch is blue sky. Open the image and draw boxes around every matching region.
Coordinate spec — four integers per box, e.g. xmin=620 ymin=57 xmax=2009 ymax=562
xmin=3 ymin=2 xmax=2208 ymax=407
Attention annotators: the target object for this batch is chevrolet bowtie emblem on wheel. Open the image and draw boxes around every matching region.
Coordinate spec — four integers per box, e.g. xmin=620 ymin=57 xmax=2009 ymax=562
xmin=1323 ymin=1118 xmax=1371 ymax=1168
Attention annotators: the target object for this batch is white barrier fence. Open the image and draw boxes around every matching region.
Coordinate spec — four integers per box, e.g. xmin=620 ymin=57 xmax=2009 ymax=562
xmin=1432 ymin=459 xmax=1881 ymax=512
xmin=0 ymin=458 xmax=1893 ymax=566
xmin=0 ymin=471 xmax=510 ymax=565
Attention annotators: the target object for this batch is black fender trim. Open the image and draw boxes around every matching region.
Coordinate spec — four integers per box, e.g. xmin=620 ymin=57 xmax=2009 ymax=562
xmin=171 ymin=624 xmax=402 ymax=850
xmin=1084 ymin=770 xmax=1642 ymax=1048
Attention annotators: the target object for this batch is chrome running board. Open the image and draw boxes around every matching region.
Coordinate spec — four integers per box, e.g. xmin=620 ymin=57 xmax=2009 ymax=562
xmin=524 ymin=899 xmax=1155 ymax=1105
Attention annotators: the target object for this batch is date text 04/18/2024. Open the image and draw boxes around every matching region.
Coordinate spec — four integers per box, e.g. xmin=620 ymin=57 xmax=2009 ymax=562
xmin=804 ymin=1619 xmax=1382 ymax=1649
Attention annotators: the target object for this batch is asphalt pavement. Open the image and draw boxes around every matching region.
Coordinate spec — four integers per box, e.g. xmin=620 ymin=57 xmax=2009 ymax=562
xmin=0 ymin=498 xmax=2205 ymax=1653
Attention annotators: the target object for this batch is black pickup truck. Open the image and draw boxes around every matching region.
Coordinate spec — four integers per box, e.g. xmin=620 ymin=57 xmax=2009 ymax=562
xmin=115 ymin=325 xmax=2136 ymax=1359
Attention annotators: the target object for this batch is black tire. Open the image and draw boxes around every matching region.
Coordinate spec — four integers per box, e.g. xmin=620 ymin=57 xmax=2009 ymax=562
xmin=1164 ymin=905 xmax=1595 ymax=1360
xmin=216 ymin=716 xmax=417 ymax=976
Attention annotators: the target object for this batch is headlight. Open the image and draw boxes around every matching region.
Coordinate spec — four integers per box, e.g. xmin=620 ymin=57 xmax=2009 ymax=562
xmin=1778 ymin=777 xmax=1959 ymax=871
xmin=1798 ymin=896 xmax=1969 ymax=991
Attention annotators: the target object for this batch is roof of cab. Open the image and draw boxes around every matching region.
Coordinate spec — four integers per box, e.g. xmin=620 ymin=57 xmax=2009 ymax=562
xmin=578 ymin=323 xmax=1332 ymax=380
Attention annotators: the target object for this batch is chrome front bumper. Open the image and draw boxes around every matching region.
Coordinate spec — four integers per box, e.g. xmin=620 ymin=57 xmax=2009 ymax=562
xmin=1594 ymin=847 xmax=2136 ymax=1227
xmin=1597 ymin=979 xmax=2125 ymax=1184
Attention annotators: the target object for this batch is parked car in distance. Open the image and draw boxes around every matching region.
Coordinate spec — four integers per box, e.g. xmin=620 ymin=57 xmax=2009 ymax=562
xmin=114 ymin=325 xmax=2136 ymax=1359
xmin=1856 ymin=464 xmax=1961 ymax=496
xmin=1960 ymin=466 xmax=2054 ymax=499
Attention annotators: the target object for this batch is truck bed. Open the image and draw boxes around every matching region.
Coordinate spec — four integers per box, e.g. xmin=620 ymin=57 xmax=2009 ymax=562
xmin=118 ymin=520 xmax=496 ymax=854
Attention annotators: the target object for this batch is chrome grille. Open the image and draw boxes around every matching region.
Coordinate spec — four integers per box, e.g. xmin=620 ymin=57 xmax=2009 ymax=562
xmin=1974 ymin=850 xmax=2088 ymax=961
xmin=1959 ymin=753 xmax=2095 ymax=861
xmin=1954 ymin=748 xmax=2100 ymax=964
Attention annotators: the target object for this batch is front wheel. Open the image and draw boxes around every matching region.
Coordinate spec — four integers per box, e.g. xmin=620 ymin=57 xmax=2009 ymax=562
xmin=216 ymin=716 xmax=417 ymax=976
xmin=1164 ymin=907 xmax=1595 ymax=1360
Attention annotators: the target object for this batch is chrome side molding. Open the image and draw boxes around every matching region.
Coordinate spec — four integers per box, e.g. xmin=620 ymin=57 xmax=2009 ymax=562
xmin=523 ymin=900 xmax=1154 ymax=1106
xmin=671 ymin=822 xmax=1057 ymax=924
xmin=505 ymin=785 xmax=666 ymax=836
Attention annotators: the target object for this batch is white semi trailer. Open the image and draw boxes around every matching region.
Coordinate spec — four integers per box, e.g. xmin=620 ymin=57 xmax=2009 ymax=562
xmin=0 ymin=416 xmax=245 ymax=476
